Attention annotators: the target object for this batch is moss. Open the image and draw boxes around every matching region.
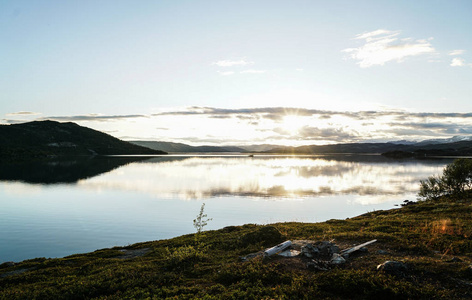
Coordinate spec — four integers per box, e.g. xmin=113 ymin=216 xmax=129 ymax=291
xmin=1 ymin=198 xmax=472 ymax=299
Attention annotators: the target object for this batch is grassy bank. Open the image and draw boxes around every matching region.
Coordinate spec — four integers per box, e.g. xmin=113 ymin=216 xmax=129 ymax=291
xmin=1 ymin=196 xmax=472 ymax=299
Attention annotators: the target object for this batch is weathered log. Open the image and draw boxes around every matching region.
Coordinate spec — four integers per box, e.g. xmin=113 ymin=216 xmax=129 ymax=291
xmin=264 ymin=240 xmax=292 ymax=256
xmin=340 ymin=239 xmax=377 ymax=256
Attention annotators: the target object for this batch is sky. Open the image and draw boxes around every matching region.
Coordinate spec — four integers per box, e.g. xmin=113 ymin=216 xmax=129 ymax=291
xmin=1 ymin=0 xmax=472 ymax=146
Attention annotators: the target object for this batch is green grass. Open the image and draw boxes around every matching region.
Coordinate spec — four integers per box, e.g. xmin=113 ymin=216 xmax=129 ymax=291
xmin=2 ymin=196 xmax=472 ymax=299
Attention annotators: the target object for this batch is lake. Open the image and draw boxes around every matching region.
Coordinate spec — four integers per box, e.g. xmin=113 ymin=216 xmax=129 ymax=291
xmin=0 ymin=154 xmax=452 ymax=263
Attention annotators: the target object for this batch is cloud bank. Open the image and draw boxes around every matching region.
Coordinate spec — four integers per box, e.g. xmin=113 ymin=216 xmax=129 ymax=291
xmin=38 ymin=114 xmax=147 ymax=122
xmin=5 ymin=107 xmax=472 ymax=145
xmin=6 ymin=111 xmax=41 ymax=116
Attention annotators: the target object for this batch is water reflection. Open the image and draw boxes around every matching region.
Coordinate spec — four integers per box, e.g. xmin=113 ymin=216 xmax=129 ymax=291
xmin=76 ymin=155 xmax=451 ymax=200
xmin=0 ymin=156 xmax=151 ymax=184
xmin=0 ymin=154 xmax=453 ymax=262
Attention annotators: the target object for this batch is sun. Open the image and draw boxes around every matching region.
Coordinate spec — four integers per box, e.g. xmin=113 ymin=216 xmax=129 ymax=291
xmin=282 ymin=115 xmax=304 ymax=136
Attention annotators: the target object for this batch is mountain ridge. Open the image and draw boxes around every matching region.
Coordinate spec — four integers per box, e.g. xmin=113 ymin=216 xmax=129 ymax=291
xmin=0 ymin=120 xmax=166 ymax=160
xmin=130 ymin=137 xmax=472 ymax=156
xmin=130 ymin=141 xmax=246 ymax=153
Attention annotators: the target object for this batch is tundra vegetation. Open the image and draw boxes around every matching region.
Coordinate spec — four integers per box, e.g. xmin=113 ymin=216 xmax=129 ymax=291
xmin=1 ymin=160 xmax=472 ymax=299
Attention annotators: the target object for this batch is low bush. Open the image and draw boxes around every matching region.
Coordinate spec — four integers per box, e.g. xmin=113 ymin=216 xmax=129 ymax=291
xmin=418 ymin=158 xmax=472 ymax=200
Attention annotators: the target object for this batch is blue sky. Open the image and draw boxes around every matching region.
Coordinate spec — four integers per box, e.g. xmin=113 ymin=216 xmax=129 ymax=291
xmin=2 ymin=0 xmax=472 ymax=145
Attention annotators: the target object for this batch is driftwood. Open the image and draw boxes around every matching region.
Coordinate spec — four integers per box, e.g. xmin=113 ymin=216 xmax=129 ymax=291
xmin=340 ymin=239 xmax=377 ymax=257
xmin=264 ymin=240 xmax=292 ymax=256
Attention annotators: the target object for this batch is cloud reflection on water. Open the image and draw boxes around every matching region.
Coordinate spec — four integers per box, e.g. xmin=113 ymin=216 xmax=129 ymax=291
xmin=78 ymin=156 xmax=448 ymax=202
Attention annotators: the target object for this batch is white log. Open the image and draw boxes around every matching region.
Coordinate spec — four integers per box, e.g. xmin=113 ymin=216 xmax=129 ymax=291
xmin=340 ymin=239 xmax=377 ymax=255
xmin=264 ymin=240 xmax=292 ymax=256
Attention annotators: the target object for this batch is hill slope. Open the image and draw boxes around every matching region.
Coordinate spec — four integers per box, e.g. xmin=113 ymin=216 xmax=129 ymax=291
xmin=265 ymin=142 xmax=411 ymax=154
xmin=1 ymin=196 xmax=472 ymax=299
xmin=130 ymin=141 xmax=245 ymax=153
xmin=265 ymin=140 xmax=472 ymax=156
xmin=0 ymin=121 xmax=166 ymax=159
xmin=382 ymin=140 xmax=472 ymax=157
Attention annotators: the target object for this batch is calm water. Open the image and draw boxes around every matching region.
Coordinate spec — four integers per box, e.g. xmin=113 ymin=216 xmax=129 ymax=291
xmin=0 ymin=154 xmax=452 ymax=263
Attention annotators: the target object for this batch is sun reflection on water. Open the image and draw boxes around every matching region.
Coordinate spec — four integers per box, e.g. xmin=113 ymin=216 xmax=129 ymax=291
xmin=78 ymin=156 xmax=445 ymax=201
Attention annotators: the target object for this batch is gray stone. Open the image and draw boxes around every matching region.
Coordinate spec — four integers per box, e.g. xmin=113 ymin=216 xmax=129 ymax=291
xmin=377 ymin=250 xmax=389 ymax=255
xmin=301 ymin=244 xmax=319 ymax=258
xmin=239 ymin=252 xmax=264 ymax=262
xmin=466 ymin=265 xmax=472 ymax=276
xmin=330 ymin=253 xmax=346 ymax=265
xmin=446 ymin=257 xmax=462 ymax=263
xmin=315 ymin=241 xmax=339 ymax=258
xmin=329 ymin=244 xmax=340 ymax=255
xmin=306 ymin=260 xmax=330 ymax=271
xmin=377 ymin=261 xmax=408 ymax=275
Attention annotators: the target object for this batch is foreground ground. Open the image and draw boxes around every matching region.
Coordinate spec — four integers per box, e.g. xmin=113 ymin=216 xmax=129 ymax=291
xmin=1 ymin=196 xmax=472 ymax=299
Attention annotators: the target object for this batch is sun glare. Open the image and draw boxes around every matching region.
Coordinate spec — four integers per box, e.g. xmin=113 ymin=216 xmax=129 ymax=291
xmin=283 ymin=115 xmax=304 ymax=136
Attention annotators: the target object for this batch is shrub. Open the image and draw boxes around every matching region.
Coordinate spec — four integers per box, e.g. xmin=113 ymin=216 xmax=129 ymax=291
xmin=419 ymin=158 xmax=472 ymax=200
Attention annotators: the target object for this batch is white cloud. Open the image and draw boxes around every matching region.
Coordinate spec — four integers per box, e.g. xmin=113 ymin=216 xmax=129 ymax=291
xmin=217 ymin=71 xmax=235 ymax=76
xmin=449 ymin=49 xmax=466 ymax=56
xmin=343 ymin=29 xmax=436 ymax=67
xmin=354 ymin=29 xmax=396 ymax=40
xmin=240 ymin=69 xmax=266 ymax=74
xmin=212 ymin=59 xmax=253 ymax=67
xmin=450 ymin=57 xmax=466 ymax=67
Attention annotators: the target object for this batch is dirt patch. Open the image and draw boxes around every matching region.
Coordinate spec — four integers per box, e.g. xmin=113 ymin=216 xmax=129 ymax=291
xmin=115 ymin=248 xmax=151 ymax=259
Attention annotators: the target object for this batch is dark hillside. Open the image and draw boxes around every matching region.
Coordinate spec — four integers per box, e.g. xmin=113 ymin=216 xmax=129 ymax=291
xmin=265 ymin=143 xmax=410 ymax=154
xmin=130 ymin=141 xmax=245 ymax=153
xmin=0 ymin=121 xmax=166 ymax=159
xmin=383 ymin=141 xmax=472 ymax=158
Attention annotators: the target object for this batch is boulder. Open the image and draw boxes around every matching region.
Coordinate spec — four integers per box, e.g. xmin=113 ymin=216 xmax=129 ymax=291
xmin=377 ymin=261 xmax=408 ymax=276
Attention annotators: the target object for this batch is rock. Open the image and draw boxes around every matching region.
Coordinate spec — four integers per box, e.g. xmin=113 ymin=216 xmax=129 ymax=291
xmin=377 ymin=261 xmax=408 ymax=276
xmin=314 ymin=241 xmax=339 ymax=258
xmin=330 ymin=244 xmax=340 ymax=255
xmin=239 ymin=251 xmax=264 ymax=262
xmin=330 ymin=253 xmax=346 ymax=265
xmin=377 ymin=250 xmax=389 ymax=255
xmin=301 ymin=244 xmax=320 ymax=258
xmin=447 ymin=257 xmax=462 ymax=263
xmin=306 ymin=260 xmax=330 ymax=271
xmin=466 ymin=265 xmax=472 ymax=276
